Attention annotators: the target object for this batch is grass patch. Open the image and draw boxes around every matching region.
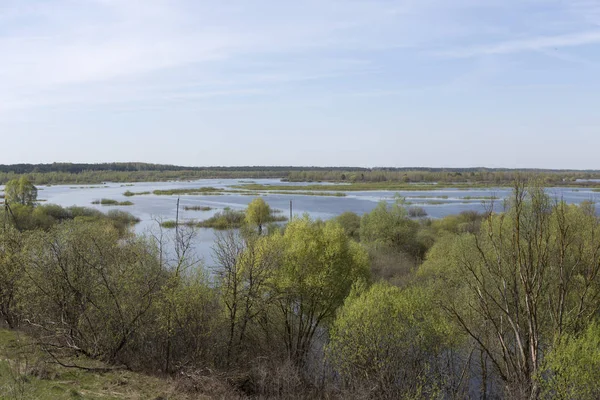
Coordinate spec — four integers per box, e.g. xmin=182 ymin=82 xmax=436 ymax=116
xmin=0 ymin=329 xmax=201 ymax=399
xmin=123 ymin=190 xmax=151 ymax=197
xmin=92 ymin=199 xmax=134 ymax=206
xmin=184 ymin=206 xmax=213 ymax=211
xmin=153 ymin=187 xmax=225 ymax=196
xmin=462 ymin=196 xmax=498 ymax=200
xmin=268 ymin=191 xmax=346 ymax=197
xmin=422 ymin=200 xmax=446 ymax=205
xmin=232 ymin=182 xmax=502 ymax=192
xmin=407 ymin=195 xmax=449 ymax=199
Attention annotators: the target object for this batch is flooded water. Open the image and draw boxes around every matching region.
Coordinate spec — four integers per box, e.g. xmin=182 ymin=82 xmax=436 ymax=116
xmin=5 ymin=179 xmax=600 ymax=267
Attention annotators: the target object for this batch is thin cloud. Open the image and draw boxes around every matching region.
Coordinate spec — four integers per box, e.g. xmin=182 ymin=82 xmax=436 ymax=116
xmin=434 ymin=30 xmax=600 ymax=58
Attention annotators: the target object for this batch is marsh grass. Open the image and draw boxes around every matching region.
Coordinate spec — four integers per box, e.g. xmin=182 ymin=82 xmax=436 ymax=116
xmin=184 ymin=206 xmax=213 ymax=211
xmin=123 ymin=190 xmax=151 ymax=197
xmin=268 ymin=191 xmax=346 ymax=197
xmin=153 ymin=187 xmax=224 ymax=196
xmin=92 ymin=199 xmax=134 ymax=206
xmin=462 ymin=196 xmax=498 ymax=200
xmin=233 ymin=182 xmax=499 ymax=192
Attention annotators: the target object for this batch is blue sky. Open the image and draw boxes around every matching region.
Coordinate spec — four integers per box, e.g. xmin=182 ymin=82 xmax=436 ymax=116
xmin=1 ymin=0 xmax=599 ymax=168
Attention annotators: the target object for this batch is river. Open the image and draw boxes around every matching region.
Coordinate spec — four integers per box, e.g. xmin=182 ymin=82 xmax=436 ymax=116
xmin=6 ymin=179 xmax=600 ymax=267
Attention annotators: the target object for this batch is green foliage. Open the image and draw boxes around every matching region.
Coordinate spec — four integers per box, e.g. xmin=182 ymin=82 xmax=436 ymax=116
xmin=123 ymin=190 xmax=151 ymax=196
xmin=0 ymin=226 xmax=25 ymax=328
xmin=269 ymin=217 xmax=370 ymax=362
xmin=4 ymin=177 xmax=38 ymax=206
xmin=334 ymin=211 xmax=361 ymax=240
xmin=20 ymin=220 xmax=165 ymax=365
xmin=184 ymin=205 xmax=212 ymax=211
xmin=153 ymin=187 xmax=224 ymax=195
xmin=245 ymin=198 xmax=271 ymax=234
xmin=539 ymin=321 xmax=600 ymax=399
xmin=91 ymin=198 xmax=134 ymax=206
xmin=327 ymin=282 xmax=454 ymax=397
xmin=199 ymin=208 xmax=246 ymax=229
xmin=407 ymin=206 xmax=428 ymax=217
xmin=419 ymin=183 xmax=600 ymax=397
xmin=360 ymin=201 xmax=424 ymax=257
xmin=2 ymin=203 xmax=139 ymax=233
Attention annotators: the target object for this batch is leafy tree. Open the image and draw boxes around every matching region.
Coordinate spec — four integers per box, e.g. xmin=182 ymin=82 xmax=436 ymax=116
xmin=360 ymin=201 xmax=422 ymax=257
xmin=4 ymin=177 xmax=38 ymax=206
xmin=539 ymin=321 xmax=600 ymax=400
xmin=335 ymin=211 xmax=361 ymax=241
xmin=21 ymin=220 xmax=165 ymax=366
xmin=213 ymin=229 xmax=280 ymax=366
xmin=267 ymin=217 xmax=370 ymax=363
xmin=0 ymin=226 xmax=25 ymax=328
xmin=422 ymin=182 xmax=600 ymax=398
xmin=245 ymin=197 xmax=272 ymax=234
xmin=327 ymin=282 xmax=454 ymax=398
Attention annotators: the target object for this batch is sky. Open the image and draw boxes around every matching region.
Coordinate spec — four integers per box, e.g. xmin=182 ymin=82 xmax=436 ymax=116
xmin=1 ymin=0 xmax=599 ymax=169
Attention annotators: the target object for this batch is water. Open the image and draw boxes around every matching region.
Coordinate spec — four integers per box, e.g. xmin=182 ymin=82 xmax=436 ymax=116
xmin=4 ymin=179 xmax=600 ymax=266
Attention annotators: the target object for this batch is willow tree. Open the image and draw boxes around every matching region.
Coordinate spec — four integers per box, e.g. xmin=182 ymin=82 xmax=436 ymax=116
xmin=5 ymin=177 xmax=38 ymax=206
xmin=268 ymin=217 xmax=370 ymax=363
xmin=245 ymin=197 xmax=271 ymax=234
xmin=327 ymin=282 xmax=454 ymax=398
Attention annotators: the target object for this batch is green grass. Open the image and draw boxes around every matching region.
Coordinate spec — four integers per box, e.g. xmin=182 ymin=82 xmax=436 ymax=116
xmin=184 ymin=206 xmax=213 ymax=211
xmin=267 ymin=191 xmax=346 ymax=197
xmin=152 ymin=187 xmax=225 ymax=196
xmin=91 ymin=199 xmax=134 ymax=206
xmin=232 ymin=182 xmax=503 ymax=192
xmin=462 ymin=196 xmax=499 ymax=200
xmin=407 ymin=195 xmax=449 ymax=199
xmin=422 ymin=200 xmax=446 ymax=205
xmin=0 ymin=329 xmax=201 ymax=399
xmin=123 ymin=190 xmax=151 ymax=197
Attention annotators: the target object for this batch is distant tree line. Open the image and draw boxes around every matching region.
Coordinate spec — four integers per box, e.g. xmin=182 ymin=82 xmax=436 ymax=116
xmin=1 ymin=163 xmax=600 ymax=186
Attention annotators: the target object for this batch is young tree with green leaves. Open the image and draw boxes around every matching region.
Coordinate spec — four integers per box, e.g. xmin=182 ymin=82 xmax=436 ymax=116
xmin=4 ymin=177 xmax=38 ymax=206
xmin=539 ymin=321 xmax=600 ymax=400
xmin=245 ymin=197 xmax=272 ymax=234
xmin=327 ymin=282 xmax=454 ymax=398
xmin=268 ymin=216 xmax=370 ymax=363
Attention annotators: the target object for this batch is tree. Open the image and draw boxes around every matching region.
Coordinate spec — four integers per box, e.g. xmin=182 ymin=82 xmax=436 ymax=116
xmin=422 ymin=182 xmax=600 ymax=398
xmin=335 ymin=211 xmax=361 ymax=241
xmin=5 ymin=177 xmax=38 ymax=206
xmin=245 ymin=197 xmax=271 ymax=234
xmin=539 ymin=321 xmax=600 ymax=399
xmin=268 ymin=217 xmax=370 ymax=363
xmin=0 ymin=226 xmax=25 ymax=328
xmin=21 ymin=220 xmax=165 ymax=366
xmin=213 ymin=227 xmax=283 ymax=366
xmin=327 ymin=282 xmax=454 ymax=398
xmin=360 ymin=201 xmax=422 ymax=257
